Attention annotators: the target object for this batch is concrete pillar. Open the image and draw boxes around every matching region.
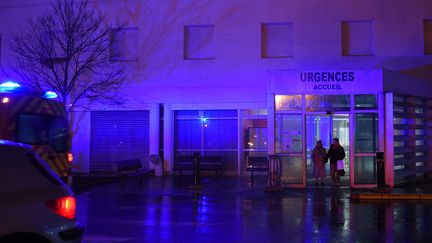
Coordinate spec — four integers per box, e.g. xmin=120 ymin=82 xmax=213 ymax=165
xmin=149 ymin=104 xmax=162 ymax=176
xmin=237 ymin=110 xmax=242 ymax=176
xmin=163 ymin=104 xmax=174 ymax=175
xmin=267 ymin=93 xmax=275 ymax=155
xmin=384 ymin=93 xmax=394 ymax=187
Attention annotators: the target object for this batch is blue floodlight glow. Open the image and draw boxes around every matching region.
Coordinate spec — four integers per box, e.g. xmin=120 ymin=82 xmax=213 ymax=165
xmin=43 ymin=91 xmax=58 ymax=99
xmin=0 ymin=81 xmax=21 ymax=92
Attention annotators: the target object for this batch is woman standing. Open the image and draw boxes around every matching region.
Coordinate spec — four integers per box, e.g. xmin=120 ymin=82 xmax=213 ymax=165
xmin=312 ymin=140 xmax=327 ymax=186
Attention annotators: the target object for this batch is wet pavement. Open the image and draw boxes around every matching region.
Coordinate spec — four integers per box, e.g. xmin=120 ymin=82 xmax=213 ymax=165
xmin=75 ymin=176 xmax=432 ymax=242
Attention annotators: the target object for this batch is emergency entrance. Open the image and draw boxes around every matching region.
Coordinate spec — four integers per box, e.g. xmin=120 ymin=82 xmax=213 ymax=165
xmin=269 ymin=70 xmax=385 ymax=188
xmin=305 ymin=114 xmax=350 ymax=185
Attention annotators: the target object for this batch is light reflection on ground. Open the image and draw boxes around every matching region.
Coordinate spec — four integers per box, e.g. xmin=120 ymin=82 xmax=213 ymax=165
xmin=75 ymin=176 xmax=432 ymax=242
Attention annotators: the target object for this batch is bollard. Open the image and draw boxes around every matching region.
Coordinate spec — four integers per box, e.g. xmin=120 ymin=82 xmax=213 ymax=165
xmin=376 ymin=152 xmax=390 ymax=193
xmin=193 ymin=152 xmax=200 ymax=185
xmin=376 ymin=152 xmax=385 ymax=188
xmin=189 ymin=152 xmax=203 ymax=190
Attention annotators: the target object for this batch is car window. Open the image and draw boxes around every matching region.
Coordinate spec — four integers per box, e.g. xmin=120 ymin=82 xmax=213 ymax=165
xmin=25 ymin=150 xmax=62 ymax=185
xmin=16 ymin=114 xmax=68 ymax=152
xmin=48 ymin=117 xmax=68 ymax=152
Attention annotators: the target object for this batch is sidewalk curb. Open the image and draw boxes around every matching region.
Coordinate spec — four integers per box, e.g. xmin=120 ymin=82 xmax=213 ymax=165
xmin=351 ymin=193 xmax=432 ymax=200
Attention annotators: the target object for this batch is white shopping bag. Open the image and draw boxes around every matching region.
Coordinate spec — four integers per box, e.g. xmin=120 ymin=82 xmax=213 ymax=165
xmin=337 ymin=160 xmax=344 ymax=170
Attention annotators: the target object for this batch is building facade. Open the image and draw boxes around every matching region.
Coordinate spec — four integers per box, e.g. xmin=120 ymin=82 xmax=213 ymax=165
xmin=1 ymin=0 xmax=432 ymax=188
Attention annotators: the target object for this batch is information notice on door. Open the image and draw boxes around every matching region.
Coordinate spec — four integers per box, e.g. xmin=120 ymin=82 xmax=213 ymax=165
xmin=281 ymin=130 xmax=301 ymax=153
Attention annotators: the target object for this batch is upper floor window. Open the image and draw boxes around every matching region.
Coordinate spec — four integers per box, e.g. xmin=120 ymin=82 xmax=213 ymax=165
xmin=261 ymin=23 xmax=293 ymax=58
xmin=184 ymin=25 xmax=214 ymax=60
xmin=110 ymin=28 xmax=139 ymax=62
xmin=424 ymin=19 xmax=432 ymax=55
xmin=341 ymin=20 xmax=374 ymax=56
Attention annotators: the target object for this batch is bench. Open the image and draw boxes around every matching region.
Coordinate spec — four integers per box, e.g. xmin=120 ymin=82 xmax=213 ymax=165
xmin=246 ymin=156 xmax=268 ymax=180
xmin=174 ymin=155 xmax=223 ymax=175
xmin=114 ymin=158 xmax=149 ymax=185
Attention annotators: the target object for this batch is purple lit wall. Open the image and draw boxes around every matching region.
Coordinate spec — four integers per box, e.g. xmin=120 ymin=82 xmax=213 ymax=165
xmin=1 ymin=0 xmax=431 ymax=106
xmin=0 ymin=0 xmax=431 ymax=181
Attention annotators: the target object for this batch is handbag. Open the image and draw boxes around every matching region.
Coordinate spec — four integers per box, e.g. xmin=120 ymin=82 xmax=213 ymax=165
xmin=337 ymin=160 xmax=344 ymax=170
xmin=337 ymin=160 xmax=345 ymax=176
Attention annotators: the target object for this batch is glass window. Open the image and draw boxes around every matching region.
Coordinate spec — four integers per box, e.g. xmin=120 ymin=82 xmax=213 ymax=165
xmin=16 ymin=114 xmax=48 ymax=144
xmin=48 ymin=117 xmax=68 ymax=152
xmin=355 ymin=95 xmax=377 ymax=110
xmin=275 ymin=95 xmax=302 ymax=111
xmin=280 ymin=156 xmax=303 ymax=184
xmin=261 ymin=23 xmax=293 ymax=58
xmin=242 ymin=109 xmax=268 ymax=117
xmin=245 ymin=128 xmax=267 ymax=151
xmin=276 ymin=114 xmax=303 ymax=153
xmin=174 ymin=110 xmax=238 ymax=173
xmin=184 ymin=25 xmax=215 ymax=59
xmin=242 ymin=109 xmax=268 ymax=172
xmin=354 ymin=156 xmax=376 ymax=184
xmin=305 ymin=95 xmax=350 ymax=111
xmin=341 ymin=21 xmax=374 ymax=56
xmin=354 ymin=113 xmax=378 ymax=153
xmin=242 ymin=109 xmax=268 ymax=152
xmin=16 ymin=114 xmax=67 ymax=152
xmin=203 ymin=110 xmax=238 ymax=118
xmin=174 ymin=119 xmax=201 ymax=150
xmin=204 ymin=119 xmax=237 ymax=149
xmin=110 ymin=28 xmax=139 ymax=61
xmin=424 ymin=19 xmax=432 ymax=55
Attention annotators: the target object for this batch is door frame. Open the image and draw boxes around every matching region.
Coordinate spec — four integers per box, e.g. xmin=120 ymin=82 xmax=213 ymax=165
xmin=272 ymin=93 xmax=383 ymax=189
xmin=304 ymin=112 xmax=351 ymax=187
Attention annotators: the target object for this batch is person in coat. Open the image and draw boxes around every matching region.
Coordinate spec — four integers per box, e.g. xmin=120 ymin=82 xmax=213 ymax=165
xmin=325 ymin=138 xmax=345 ymax=186
xmin=312 ymin=140 xmax=327 ymax=186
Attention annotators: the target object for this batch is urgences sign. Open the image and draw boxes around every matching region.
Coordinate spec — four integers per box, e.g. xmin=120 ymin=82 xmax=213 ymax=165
xmin=300 ymin=71 xmax=355 ymax=90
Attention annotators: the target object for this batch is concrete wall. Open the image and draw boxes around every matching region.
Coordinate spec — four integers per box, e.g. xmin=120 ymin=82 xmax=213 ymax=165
xmin=1 ymin=0 xmax=432 ymax=174
xmin=1 ymin=0 xmax=432 ymax=106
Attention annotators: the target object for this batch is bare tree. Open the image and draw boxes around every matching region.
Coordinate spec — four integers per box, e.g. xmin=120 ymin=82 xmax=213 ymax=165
xmin=10 ymin=0 xmax=124 ymax=114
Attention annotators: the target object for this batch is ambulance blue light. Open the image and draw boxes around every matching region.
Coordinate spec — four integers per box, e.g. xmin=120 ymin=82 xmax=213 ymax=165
xmin=43 ymin=91 xmax=58 ymax=99
xmin=0 ymin=81 xmax=21 ymax=92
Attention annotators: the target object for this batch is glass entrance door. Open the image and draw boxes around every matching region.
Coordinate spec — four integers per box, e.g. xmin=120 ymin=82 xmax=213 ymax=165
xmin=306 ymin=114 xmax=350 ymax=186
xmin=332 ymin=114 xmax=350 ymax=186
xmin=306 ymin=115 xmax=331 ymax=180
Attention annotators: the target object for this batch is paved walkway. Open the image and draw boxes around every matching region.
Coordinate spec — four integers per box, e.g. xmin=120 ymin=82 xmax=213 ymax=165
xmin=75 ymin=175 xmax=432 ymax=242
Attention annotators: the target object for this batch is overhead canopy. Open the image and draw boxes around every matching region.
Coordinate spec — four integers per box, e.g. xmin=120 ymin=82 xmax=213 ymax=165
xmin=383 ymin=70 xmax=432 ymax=99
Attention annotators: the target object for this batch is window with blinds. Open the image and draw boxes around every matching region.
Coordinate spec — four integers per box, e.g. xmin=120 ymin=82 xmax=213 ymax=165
xmin=90 ymin=110 xmax=149 ymax=172
xmin=174 ymin=110 xmax=238 ymax=172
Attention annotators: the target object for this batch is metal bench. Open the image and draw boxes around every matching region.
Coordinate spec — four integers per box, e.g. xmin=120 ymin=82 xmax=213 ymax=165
xmin=174 ymin=155 xmax=223 ymax=175
xmin=246 ymin=156 xmax=268 ymax=180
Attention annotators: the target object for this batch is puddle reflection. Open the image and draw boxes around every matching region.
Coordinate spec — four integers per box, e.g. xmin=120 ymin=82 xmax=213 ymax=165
xmin=76 ymin=182 xmax=432 ymax=242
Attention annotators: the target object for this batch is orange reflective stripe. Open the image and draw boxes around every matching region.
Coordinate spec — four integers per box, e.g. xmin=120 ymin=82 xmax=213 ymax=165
xmin=32 ymin=146 xmax=70 ymax=177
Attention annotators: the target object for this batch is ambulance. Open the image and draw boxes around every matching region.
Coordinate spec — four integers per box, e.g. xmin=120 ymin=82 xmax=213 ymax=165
xmin=0 ymin=81 xmax=72 ymax=182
